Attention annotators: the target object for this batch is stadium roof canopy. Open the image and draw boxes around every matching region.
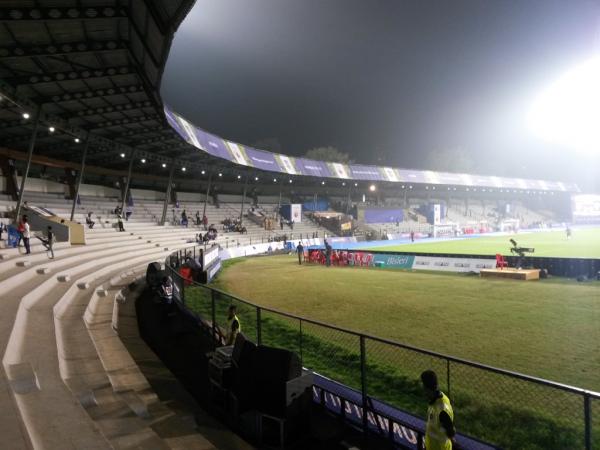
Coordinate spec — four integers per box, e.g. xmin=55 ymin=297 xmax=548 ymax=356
xmin=0 ymin=1 xmax=579 ymax=192
xmin=0 ymin=0 xmax=238 ymax=173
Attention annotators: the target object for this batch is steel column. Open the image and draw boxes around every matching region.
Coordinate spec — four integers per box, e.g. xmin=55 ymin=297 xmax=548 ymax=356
xmin=202 ymin=172 xmax=212 ymax=217
xmin=239 ymin=176 xmax=248 ymax=223
xmin=161 ymin=163 xmax=175 ymax=225
xmin=70 ymin=135 xmax=90 ymax=222
xmin=120 ymin=149 xmax=136 ymax=214
xmin=15 ymin=106 xmax=41 ymax=221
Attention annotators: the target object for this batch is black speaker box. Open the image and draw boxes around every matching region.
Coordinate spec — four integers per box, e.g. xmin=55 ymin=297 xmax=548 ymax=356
xmin=252 ymin=346 xmax=301 ymax=383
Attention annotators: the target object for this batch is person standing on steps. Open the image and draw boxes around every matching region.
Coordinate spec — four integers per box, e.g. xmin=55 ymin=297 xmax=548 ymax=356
xmin=22 ymin=215 xmax=31 ymax=254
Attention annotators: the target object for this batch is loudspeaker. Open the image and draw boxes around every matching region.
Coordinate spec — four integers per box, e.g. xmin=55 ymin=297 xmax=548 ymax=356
xmin=232 ymin=333 xmax=256 ymax=369
xmin=145 ymin=262 xmax=164 ymax=289
xmin=253 ymin=346 xmax=301 ymax=383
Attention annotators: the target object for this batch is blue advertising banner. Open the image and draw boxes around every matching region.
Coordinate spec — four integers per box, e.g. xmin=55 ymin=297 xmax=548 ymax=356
xmin=162 ymin=104 xmax=580 ymax=192
xmin=372 ymin=254 xmax=415 ymax=269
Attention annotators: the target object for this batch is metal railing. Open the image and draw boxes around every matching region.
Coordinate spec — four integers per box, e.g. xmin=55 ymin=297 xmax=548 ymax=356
xmin=165 ymin=248 xmax=600 ymax=450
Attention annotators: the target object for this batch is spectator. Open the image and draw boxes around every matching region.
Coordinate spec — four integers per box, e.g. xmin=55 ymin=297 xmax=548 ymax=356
xmin=196 ymin=211 xmax=201 ymax=226
xmin=410 ymin=230 xmax=415 ymax=242
xmin=22 ymin=215 xmax=31 ymax=254
xmin=125 ymin=207 xmax=132 ymax=221
xmin=296 ymin=241 xmax=304 ymax=265
xmin=0 ymin=222 xmax=4 ymax=242
xmin=181 ymin=210 xmax=188 ymax=227
xmin=86 ymin=212 xmax=95 ymax=229
xmin=225 ymin=305 xmax=241 ymax=346
xmin=280 ymin=218 xmax=284 ymax=230
xmin=202 ymin=214 xmax=208 ymax=230
xmin=421 ymin=370 xmax=455 ymax=450
xmin=37 ymin=225 xmax=55 ymax=259
xmin=114 ymin=204 xmax=122 ymax=216
xmin=324 ymin=239 xmax=332 ymax=267
xmin=159 ymin=276 xmax=173 ymax=304
xmin=117 ymin=214 xmax=125 ymax=232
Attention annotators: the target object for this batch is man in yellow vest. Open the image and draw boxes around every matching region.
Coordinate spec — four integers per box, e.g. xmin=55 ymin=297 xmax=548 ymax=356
xmin=225 ymin=305 xmax=241 ymax=346
xmin=421 ymin=370 xmax=455 ymax=450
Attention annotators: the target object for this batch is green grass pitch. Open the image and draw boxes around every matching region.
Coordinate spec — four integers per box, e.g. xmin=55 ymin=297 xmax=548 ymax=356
xmin=365 ymin=227 xmax=600 ymax=258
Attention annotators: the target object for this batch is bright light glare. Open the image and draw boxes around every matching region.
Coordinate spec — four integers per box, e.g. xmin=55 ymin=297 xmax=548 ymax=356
xmin=529 ymin=57 xmax=600 ymax=154
xmin=369 ymin=184 xmax=376 ymax=192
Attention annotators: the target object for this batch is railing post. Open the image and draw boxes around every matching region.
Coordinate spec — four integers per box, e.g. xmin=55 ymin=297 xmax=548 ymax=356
xmin=584 ymin=393 xmax=591 ymax=450
xmin=447 ymin=359 xmax=451 ymax=397
xmin=211 ymin=289 xmax=217 ymax=348
xmin=360 ymin=335 xmax=368 ymax=434
xmin=299 ymin=320 xmax=303 ymax=365
xmin=180 ymin=274 xmax=185 ymax=306
xmin=256 ymin=307 xmax=262 ymax=345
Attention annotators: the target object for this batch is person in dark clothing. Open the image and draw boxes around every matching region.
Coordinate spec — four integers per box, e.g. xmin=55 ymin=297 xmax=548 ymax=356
xmin=86 ymin=212 xmax=95 ymax=229
xmin=202 ymin=214 xmax=208 ymax=231
xmin=181 ymin=210 xmax=188 ymax=227
xmin=421 ymin=370 xmax=455 ymax=449
xmin=225 ymin=305 xmax=241 ymax=346
xmin=37 ymin=225 xmax=55 ymax=259
xmin=324 ymin=240 xmax=332 ymax=267
xmin=117 ymin=214 xmax=125 ymax=232
xmin=196 ymin=211 xmax=201 ymax=226
xmin=296 ymin=241 xmax=304 ymax=265
xmin=410 ymin=230 xmax=415 ymax=242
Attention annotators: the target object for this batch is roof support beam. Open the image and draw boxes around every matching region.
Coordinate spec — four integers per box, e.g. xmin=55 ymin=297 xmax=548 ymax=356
xmin=5 ymin=65 xmax=134 ymax=86
xmin=0 ymin=7 xmax=127 ymax=22
xmin=0 ymin=40 xmax=128 ymax=59
xmin=38 ymin=83 xmax=145 ymax=105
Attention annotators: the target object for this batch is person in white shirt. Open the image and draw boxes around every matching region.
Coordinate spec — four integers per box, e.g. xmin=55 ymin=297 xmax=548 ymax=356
xmin=22 ymin=215 xmax=31 ymax=254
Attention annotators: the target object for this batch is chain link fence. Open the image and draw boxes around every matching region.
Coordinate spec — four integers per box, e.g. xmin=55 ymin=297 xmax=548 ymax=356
xmin=164 ymin=250 xmax=599 ymax=449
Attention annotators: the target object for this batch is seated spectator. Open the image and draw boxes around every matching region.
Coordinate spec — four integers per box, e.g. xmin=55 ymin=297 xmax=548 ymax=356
xmin=85 ymin=212 xmax=95 ymax=229
xmin=117 ymin=214 xmax=125 ymax=232
xmin=114 ymin=204 xmax=122 ymax=216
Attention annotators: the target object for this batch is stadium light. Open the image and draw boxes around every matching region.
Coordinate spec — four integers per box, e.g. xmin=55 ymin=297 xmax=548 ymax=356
xmin=529 ymin=56 xmax=600 ymax=154
xmin=201 ymin=170 xmax=206 ymax=175
xmin=141 ymin=158 xmax=146 ymax=163
xmin=162 ymin=163 xmax=167 ymax=168
xmin=237 ymin=175 xmax=242 ymax=179
xmin=321 ymin=181 xmax=325 ymax=185
xmin=273 ymin=178 xmax=277 ymax=182
xmin=181 ymin=167 xmax=186 ymax=172
xmin=120 ymin=153 xmax=125 ymax=158
xmin=342 ymin=182 xmax=346 ymax=186
xmin=289 ymin=179 xmax=292 ymax=183
xmin=74 ymin=138 xmax=80 ymax=143
xmin=48 ymin=126 xmax=55 ymax=133
xmin=354 ymin=183 xmax=358 ymax=187
xmin=369 ymin=184 xmax=376 ymax=192
xmin=255 ymin=176 xmax=259 ymax=181
xmin=218 ymin=173 xmax=222 ymax=177
xmin=22 ymin=112 xmax=30 ymax=119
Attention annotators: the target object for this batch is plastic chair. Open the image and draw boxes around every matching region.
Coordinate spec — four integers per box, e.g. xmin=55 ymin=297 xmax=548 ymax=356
xmin=496 ymin=254 xmax=508 ymax=270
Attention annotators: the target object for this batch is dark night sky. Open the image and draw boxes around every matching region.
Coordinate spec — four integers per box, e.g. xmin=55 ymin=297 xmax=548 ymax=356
xmin=161 ymin=0 xmax=600 ymax=189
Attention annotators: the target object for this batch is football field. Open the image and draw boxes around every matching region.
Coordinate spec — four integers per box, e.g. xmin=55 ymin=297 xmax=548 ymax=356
xmin=211 ymin=255 xmax=600 ymax=391
xmin=365 ymin=227 xmax=600 ymax=258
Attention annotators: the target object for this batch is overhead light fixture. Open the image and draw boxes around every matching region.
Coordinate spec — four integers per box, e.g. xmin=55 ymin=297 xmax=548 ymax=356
xmin=289 ymin=179 xmax=292 ymax=183
xmin=321 ymin=181 xmax=325 ymax=185
xmin=354 ymin=183 xmax=358 ymax=187
xmin=255 ymin=177 xmax=259 ymax=181
xmin=218 ymin=172 xmax=222 ymax=177
xmin=162 ymin=163 xmax=167 ymax=168
xmin=141 ymin=158 xmax=146 ymax=163
xmin=237 ymin=175 xmax=242 ymax=179
xmin=342 ymin=182 xmax=346 ymax=186
xmin=74 ymin=137 xmax=80 ymax=143
xmin=201 ymin=170 xmax=206 ymax=175
xmin=22 ymin=112 xmax=30 ymax=119
xmin=273 ymin=178 xmax=277 ymax=182
xmin=120 ymin=153 xmax=125 ymax=158
xmin=181 ymin=167 xmax=186 ymax=172
xmin=369 ymin=184 xmax=376 ymax=192
xmin=48 ymin=126 xmax=55 ymax=133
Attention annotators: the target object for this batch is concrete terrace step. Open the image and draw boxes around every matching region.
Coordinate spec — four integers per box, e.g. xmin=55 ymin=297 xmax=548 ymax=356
xmin=2 ymin=243 xmax=195 ymax=449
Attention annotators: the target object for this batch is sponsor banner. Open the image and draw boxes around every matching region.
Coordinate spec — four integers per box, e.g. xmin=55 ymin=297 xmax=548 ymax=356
xmin=163 ymin=104 xmax=580 ymax=192
xmin=291 ymin=203 xmax=302 ymax=223
xmin=341 ymin=221 xmax=352 ymax=231
xmin=219 ymin=242 xmax=285 ymax=260
xmin=372 ymin=254 xmax=415 ymax=269
xmin=202 ymin=245 xmax=220 ymax=269
xmin=206 ymin=259 xmax=222 ymax=283
xmin=245 ymin=147 xmax=279 ymax=172
xmin=295 ymin=158 xmax=332 ymax=177
xmin=412 ymin=256 xmax=495 ymax=273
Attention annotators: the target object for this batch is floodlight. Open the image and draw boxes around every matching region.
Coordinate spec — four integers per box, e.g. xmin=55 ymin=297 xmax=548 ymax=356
xmin=120 ymin=153 xmax=125 ymax=158
xmin=529 ymin=56 xmax=600 ymax=154
xmin=22 ymin=112 xmax=30 ymax=119
xmin=162 ymin=163 xmax=167 ymax=168
xmin=141 ymin=158 xmax=146 ymax=163
xmin=369 ymin=184 xmax=376 ymax=192
xmin=74 ymin=138 xmax=80 ymax=143
xmin=181 ymin=167 xmax=186 ymax=171
xmin=48 ymin=126 xmax=55 ymax=133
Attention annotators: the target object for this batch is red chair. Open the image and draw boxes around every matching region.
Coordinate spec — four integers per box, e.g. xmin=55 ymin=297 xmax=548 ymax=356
xmin=495 ymin=254 xmax=508 ymax=270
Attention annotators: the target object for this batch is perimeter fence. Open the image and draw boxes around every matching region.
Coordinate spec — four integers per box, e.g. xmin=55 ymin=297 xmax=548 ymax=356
xmin=165 ymin=248 xmax=599 ymax=450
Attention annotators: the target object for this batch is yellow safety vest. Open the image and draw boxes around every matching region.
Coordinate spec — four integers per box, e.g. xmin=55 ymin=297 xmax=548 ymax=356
xmin=226 ymin=314 xmax=241 ymax=345
xmin=425 ymin=392 xmax=454 ymax=450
